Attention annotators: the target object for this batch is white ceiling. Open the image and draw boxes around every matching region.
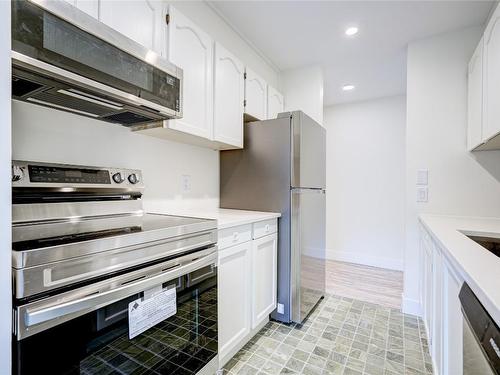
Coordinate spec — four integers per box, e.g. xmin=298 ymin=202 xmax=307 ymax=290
xmin=209 ymin=1 xmax=495 ymax=106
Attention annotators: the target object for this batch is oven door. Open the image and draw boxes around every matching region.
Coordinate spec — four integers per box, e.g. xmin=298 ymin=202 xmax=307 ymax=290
xmin=13 ymin=248 xmax=218 ymax=375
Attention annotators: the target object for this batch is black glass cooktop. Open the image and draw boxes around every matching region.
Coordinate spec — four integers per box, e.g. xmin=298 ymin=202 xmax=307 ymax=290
xmin=12 ymin=213 xmax=215 ymax=252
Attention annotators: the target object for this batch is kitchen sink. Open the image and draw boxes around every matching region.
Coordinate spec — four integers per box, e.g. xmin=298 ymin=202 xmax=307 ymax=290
xmin=467 ymin=235 xmax=500 ymax=258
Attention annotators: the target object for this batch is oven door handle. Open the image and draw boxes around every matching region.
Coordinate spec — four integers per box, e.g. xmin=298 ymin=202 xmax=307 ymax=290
xmin=20 ymin=249 xmax=217 ymax=336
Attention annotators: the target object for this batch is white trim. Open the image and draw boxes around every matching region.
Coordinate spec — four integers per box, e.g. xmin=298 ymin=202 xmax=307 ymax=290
xmin=326 ymin=248 xmax=404 ymax=271
xmin=0 ymin=1 xmax=11 ymax=372
xmin=204 ymin=0 xmax=281 ymax=74
xmin=402 ymin=294 xmax=423 ymax=317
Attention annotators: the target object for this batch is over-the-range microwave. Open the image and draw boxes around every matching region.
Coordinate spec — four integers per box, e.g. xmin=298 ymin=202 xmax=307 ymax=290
xmin=11 ymin=0 xmax=183 ymax=127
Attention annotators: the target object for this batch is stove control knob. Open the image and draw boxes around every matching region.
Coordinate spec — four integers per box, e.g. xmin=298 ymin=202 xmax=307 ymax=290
xmin=128 ymin=173 xmax=140 ymax=184
xmin=12 ymin=166 xmax=24 ymax=182
xmin=112 ymin=172 xmax=125 ymax=183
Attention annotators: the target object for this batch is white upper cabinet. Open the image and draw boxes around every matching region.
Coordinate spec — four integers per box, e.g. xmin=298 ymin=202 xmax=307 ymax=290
xmin=166 ymin=6 xmax=214 ymax=140
xmin=213 ymin=42 xmax=244 ymax=148
xmin=483 ymin=4 xmax=500 ymax=141
xmin=62 ymin=0 xmax=99 ymax=18
xmin=99 ymin=0 xmax=164 ymax=55
xmin=267 ymin=85 xmax=284 ymax=120
xmin=245 ymin=68 xmax=267 ymax=120
xmin=467 ymin=37 xmax=484 ymax=151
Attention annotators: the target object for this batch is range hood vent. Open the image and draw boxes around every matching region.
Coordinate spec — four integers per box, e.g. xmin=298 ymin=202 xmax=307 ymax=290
xmin=11 ymin=0 xmax=183 ymax=127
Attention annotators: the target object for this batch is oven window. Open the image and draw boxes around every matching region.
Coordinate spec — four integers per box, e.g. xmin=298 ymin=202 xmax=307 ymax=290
xmin=14 ymin=268 xmax=217 ymax=375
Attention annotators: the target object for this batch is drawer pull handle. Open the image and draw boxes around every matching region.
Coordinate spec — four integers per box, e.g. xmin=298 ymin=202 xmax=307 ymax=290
xmin=233 ymin=232 xmax=239 ymax=241
xmin=265 ymin=224 xmax=270 ymax=232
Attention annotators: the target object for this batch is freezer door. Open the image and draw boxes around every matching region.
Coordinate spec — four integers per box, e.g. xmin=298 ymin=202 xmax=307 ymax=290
xmin=291 ymin=188 xmax=326 ymax=323
xmin=291 ymin=111 xmax=326 ymax=189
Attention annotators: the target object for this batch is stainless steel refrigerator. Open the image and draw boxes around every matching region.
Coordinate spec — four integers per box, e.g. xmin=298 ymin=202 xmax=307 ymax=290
xmin=220 ymin=111 xmax=326 ymax=324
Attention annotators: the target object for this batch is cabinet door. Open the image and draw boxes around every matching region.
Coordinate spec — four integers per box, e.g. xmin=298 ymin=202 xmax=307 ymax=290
xmin=218 ymin=242 xmax=252 ymax=363
xmin=442 ymin=258 xmax=463 ymax=375
xmin=468 ymin=37 xmax=484 ymax=150
xmin=251 ymin=233 xmax=278 ymax=329
xmin=99 ymin=0 xmax=164 ymax=55
xmin=213 ymin=42 xmax=244 ymax=148
xmin=431 ymin=244 xmax=443 ymax=375
xmin=483 ymin=4 xmax=500 ymax=141
xmin=62 ymin=0 xmax=99 ymax=18
xmin=166 ymin=6 xmax=213 ymax=140
xmin=421 ymin=230 xmax=433 ymax=342
xmin=267 ymin=85 xmax=284 ymax=120
xmin=245 ymin=68 xmax=267 ymax=120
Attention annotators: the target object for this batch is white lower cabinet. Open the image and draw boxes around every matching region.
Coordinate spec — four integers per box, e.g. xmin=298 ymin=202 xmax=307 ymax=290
xmin=218 ymin=219 xmax=278 ymax=367
xmin=420 ymin=223 xmax=464 ymax=375
xmin=442 ymin=258 xmax=463 ymax=375
xmin=251 ymin=233 xmax=278 ymax=329
xmin=218 ymin=241 xmax=252 ymax=363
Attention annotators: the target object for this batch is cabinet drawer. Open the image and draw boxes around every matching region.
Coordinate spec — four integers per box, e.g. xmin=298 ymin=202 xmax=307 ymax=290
xmin=218 ymin=224 xmax=252 ymax=250
xmin=253 ymin=219 xmax=278 ymax=239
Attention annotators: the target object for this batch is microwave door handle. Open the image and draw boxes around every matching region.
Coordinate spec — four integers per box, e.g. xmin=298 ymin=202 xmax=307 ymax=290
xmin=23 ymin=251 xmax=216 ymax=329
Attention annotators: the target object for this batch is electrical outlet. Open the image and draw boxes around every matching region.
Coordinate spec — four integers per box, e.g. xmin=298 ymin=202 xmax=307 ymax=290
xmin=181 ymin=175 xmax=191 ymax=192
xmin=277 ymin=303 xmax=284 ymax=314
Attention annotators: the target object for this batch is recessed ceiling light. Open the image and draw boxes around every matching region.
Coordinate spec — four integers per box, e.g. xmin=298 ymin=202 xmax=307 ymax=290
xmin=345 ymin=27 xmax=359 ymax=36
xmin=342 ymin=84 xmax=355 ymax=91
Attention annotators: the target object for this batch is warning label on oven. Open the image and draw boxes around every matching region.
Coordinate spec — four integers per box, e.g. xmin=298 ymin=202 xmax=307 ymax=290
xmin=128 ymin=286 xmax=177 ymax=339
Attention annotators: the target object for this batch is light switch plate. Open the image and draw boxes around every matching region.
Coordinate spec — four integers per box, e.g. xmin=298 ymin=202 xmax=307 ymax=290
xmin=181 ymin=175 xmax=191 ymax=192
xmin=417 ymin=186 xmax=428 ymax=202
xmin=417 ymin=169 xmax=428 ymax=185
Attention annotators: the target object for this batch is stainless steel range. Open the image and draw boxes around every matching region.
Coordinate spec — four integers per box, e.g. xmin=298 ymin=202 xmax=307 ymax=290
xmin=11 ymin=161 xmax=219 ymax=375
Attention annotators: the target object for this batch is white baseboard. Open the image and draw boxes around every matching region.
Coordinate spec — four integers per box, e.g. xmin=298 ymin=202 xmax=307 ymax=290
xmin=402 ymin=295 xmax=422 ymax=317
xmin=326 ymin=249 xmax=404 ymax=271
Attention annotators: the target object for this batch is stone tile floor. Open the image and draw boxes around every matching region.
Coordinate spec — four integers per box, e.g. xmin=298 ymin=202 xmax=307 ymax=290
xmin=223 ymin=295 xmax=433 ymax=375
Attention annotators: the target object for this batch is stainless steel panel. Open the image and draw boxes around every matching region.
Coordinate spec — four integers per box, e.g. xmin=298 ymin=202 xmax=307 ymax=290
xmin=220 ymin=116 xmax=292 ymax=212
xmin=13 ymin=230 xmax=217 ymax=298
xmin=15 ymin=247 xmax=217 ymax=339
xmin=11 ymin=160 xmax=144 ymax=193
xmin=463 ymin=317 xmax=496 ymax=374
xmin=291 ymin=111 xmax=326 ymax=189
xmin=29 ymin=0 xmax=181 ymax=79
xmin=291 ymin=188 xmax=326 ymax=323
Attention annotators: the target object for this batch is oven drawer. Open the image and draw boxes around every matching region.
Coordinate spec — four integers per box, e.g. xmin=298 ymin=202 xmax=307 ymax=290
xmin=218 ymin=224 xmax=252 ymax=250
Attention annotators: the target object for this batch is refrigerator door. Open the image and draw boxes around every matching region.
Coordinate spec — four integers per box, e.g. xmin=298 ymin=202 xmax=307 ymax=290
xmin=290 ymin=187 xmax=326 ymax=323
xmin=291 ymin=111 xmax=326 ymax=189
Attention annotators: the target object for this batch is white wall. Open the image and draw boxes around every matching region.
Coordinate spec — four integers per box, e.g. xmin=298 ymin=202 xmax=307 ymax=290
xmin=12 ymin=101 xmax=220 ymax=210
xmin=404 ymin=26 xmax=500 ymax=315
xmin=0 ymin=1 xmax=11 ymax=373
xmin=281 ymin=65 xmax=324 ymax=125
xmin=169 ymin=1 xmax=279 ymax=88
xmin=324 ymin=96 xmax=406 ymax=271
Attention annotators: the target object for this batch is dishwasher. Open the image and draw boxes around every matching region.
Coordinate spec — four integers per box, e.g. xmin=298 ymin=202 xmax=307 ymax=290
xmin=460 ymin=283 xmax=500 ymax=375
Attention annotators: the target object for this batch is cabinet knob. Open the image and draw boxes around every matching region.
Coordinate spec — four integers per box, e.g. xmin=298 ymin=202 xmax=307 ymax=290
xmin=233 ymin=232 xmax=239 ymax=242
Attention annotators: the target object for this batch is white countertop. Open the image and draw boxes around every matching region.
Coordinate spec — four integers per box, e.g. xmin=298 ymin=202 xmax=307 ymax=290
xmin=147 ymin=206 xmax=281 ymax=230
xmin=419 ymin=214 xmax=500 ymax=327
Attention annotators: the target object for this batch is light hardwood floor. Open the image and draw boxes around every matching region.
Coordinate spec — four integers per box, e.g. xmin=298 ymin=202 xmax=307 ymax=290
xmin=326 ymin=260 xmax=404 ymax=309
